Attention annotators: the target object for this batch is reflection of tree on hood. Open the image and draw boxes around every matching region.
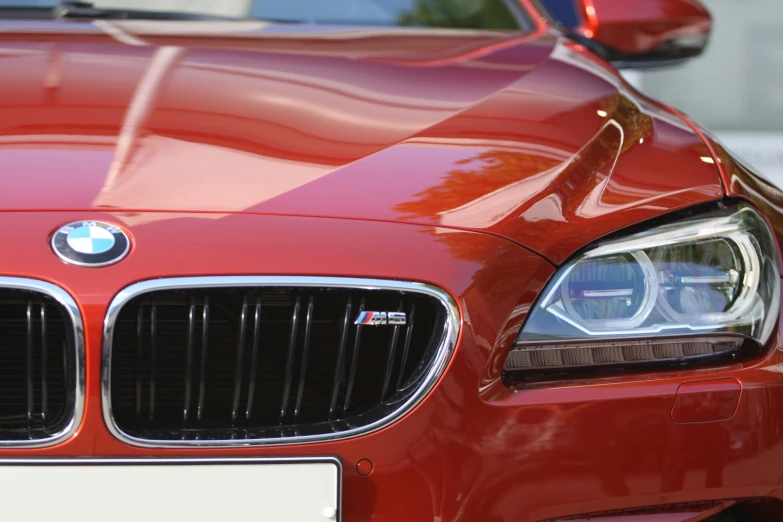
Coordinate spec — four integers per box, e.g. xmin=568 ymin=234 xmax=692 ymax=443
xmin=398 ymin=0 xmax=519 ymax=29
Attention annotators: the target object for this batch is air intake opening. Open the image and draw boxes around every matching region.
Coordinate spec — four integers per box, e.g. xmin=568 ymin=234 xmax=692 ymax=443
xmin=105 ymin=278 xmax=457 ymax=445
xmin=0 ymin=283 xmax=80 ymax=445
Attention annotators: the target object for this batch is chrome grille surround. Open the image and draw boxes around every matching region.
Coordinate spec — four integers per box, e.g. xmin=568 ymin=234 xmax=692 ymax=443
xmin=102 ymin=276 xmax=460 ymax=448
xmin=0 ymin=276 xmax=85 ymax=447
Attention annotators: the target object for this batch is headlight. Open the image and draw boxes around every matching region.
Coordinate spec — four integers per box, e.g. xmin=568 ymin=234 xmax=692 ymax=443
xmin=506 ymin=204 xmax=780 ymax=377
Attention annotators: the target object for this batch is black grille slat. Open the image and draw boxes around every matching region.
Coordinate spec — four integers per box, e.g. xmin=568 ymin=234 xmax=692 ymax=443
xmin=183 ymin=299 xmax=195 ymax=423
xmin=148 ymin=303 xmax=157 ymax=420
xmin=342 ymin=299 xmax=365 ymax=414
xmin=26 ymin=300 xmax=33 ymax=429
xmin=329 ymin=298 xmax=351 ymax=420
xmin=135 ymin=306 xmax=143 ymax=420
xmin=294 ymin=296 xmax=314 ymax=420
xmin=197 ymin=298 xmax=209 ymax=423
xmin=280 ymin=296 xmax=300 ymax=421
xmin=397 ymin=303 xmax=416 ymax=391
xmin=231 ymin=298 xmax=248 ymax=425
xmin=40 ymin=305 xmax=48 ymax=424
xmin=245 ymin=300 xmax=262 ymax=421
xmin=109 ymin=285 xmax=448 ymax=442
xmin=381 ymin=300 xmax=403 ymax=401
xmin=0 ymin=287 xmax=75 ymax=441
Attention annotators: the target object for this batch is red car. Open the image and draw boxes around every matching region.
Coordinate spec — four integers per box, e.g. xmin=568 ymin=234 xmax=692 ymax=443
xmin=0 ymin=0 xmax=781 ymax=520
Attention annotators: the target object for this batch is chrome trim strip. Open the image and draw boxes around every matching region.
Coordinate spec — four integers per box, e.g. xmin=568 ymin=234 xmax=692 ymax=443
xmin=102 ymin=276 xmax=460 ymax=448
xmin=0 ymin=276 xmax=85 ymax=447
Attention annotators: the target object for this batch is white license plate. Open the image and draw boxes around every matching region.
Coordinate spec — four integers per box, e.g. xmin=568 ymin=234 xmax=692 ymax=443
xmin=0 ymin=457 xmax=341 ymax=522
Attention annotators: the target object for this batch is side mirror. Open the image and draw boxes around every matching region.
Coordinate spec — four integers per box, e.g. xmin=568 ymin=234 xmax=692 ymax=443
xmin=536 ymin=0 xmax=712 ymax=68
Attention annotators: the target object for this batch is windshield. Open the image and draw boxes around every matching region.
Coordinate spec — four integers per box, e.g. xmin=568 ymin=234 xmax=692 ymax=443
xmin=0 ymin=0 xmax=532 ymax=29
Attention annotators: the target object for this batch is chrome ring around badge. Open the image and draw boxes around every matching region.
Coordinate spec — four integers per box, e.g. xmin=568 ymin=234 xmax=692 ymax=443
xmin=51 ymin=221 xmax=131 ymax=267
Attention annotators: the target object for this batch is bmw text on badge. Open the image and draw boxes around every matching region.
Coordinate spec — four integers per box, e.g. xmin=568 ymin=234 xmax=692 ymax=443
xmin=51 ymin=221 xmax=131 ymax=267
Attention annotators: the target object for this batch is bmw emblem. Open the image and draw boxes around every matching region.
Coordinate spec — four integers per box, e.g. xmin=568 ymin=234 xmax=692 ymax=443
xmin=51 ymin=221 xmax=130 ymax=267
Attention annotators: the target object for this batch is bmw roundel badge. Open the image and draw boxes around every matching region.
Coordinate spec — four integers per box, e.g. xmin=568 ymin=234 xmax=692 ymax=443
xmin=51 ymin=221 xmax=130 ymax=267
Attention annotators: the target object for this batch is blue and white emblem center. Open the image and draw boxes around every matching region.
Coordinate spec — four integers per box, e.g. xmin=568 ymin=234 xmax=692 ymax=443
xmin=66 ymin=225 xmax=116 ymax=254
xmin=51 ymin=220 xmax=131 ymax=267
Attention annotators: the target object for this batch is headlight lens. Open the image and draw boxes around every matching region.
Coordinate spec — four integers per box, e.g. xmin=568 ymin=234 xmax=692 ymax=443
xmin=508 ymin=205 xmax=780 ymax=375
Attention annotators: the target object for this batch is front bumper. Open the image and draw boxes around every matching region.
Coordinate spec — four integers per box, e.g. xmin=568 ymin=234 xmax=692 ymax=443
xmin=2 ymin=211 xmax=783 ymax=521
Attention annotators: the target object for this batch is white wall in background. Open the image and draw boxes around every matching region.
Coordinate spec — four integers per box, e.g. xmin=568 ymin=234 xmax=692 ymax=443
xmin=716 ymin=131 xmax=783 ymax=187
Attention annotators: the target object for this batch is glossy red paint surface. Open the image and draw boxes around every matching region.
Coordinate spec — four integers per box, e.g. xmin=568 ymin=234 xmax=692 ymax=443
xmin=563 ymin=501 xmax=734 ymax=522
xmin=0 ymin=22 xmax=721 ymax=264
xmin=6 ymin=210 xmax=783 ymax=522
xmin=575 ymin=0 xmax=712 ymax=55
xmin=670 ymin=379 xmax=741 ymax=423
xmin=1 ymin=18 xmax=783 ymax=522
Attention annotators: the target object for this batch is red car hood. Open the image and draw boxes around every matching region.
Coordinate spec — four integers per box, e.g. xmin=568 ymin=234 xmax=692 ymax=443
xmin=0 ymin=21 xmax=722 ymax=263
